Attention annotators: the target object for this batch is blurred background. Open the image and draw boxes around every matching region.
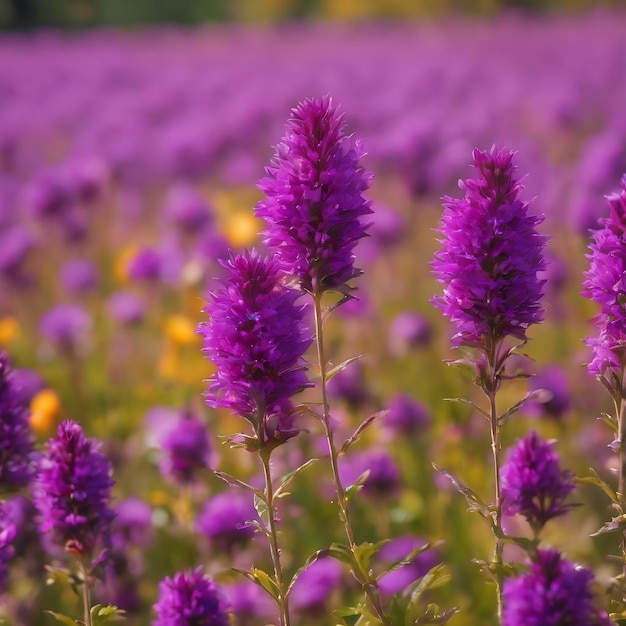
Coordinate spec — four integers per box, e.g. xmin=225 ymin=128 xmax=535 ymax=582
xmin=0 ymin=0 xmax=624 ymax=29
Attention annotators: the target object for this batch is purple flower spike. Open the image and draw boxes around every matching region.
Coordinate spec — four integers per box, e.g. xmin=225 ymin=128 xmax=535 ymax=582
xmin=432 ymin=146 xmax=547 ymax=348
xmin=0 ymin=502 xmax=16 ymax=592
xmin=198 ymin=249 xmax=312 ymax=447
xmin=256 ymin=96 xmax=373 ymax=295
xmin=153 ymin=567 xmax=229 ymax=626
xmin=290 ymin=556 xmax=343 ymax=614
xmin=503 ymin=549 xmax=614 ymax=626
xmin=500 ymin=431 xmax=574 ymax=531
xmin=0 ymin=352 xmax=35 ymax=493
xmin=39 ymin=303 xmax=91 ymax=353
xmin=34 ymin=420 xmax=115 ymax=558
xmin=582 ymin=174 xmax=626 ymax=384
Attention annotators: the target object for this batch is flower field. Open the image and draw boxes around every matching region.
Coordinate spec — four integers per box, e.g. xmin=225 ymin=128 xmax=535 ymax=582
xmin=2 ymin=7 xmax=626 ymax=626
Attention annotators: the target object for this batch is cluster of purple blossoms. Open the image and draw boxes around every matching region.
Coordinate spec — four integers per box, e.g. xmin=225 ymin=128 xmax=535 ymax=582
xmin=503 ymin=549 xmax=613 ymax=626
xmin=33 ymin=420 xmax=115 ymax=558
xmin=198 ymin=249 xmax=312 ymax=445
xmin=432 ymin=146 xmax=547 ymax=349
xmin=153 ymin=567 xmax=229 ymax=626
xmin=0 ymin=502 xmax=16 ymax=591
xmin=255 ymin=96 xmax=373 ymax=295
xmin=0 ymin=352 xmax=35 ymax=493
xmin=500 ymin=431 xmax=575 ymax=531
xmin=582 ymin=175 xmax=626 ymax=382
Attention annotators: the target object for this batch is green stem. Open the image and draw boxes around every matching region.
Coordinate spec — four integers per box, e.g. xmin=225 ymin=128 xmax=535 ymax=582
xmin=312 ymin=292 xmax=391 ymax=626
xmin=485 ymin=340 xmax=504 ymax=623
xmin=616 ymin=390 xmax=626 ymax=580
xmin=79 ymin=559 xmax=92 ymax=626
xmin=259 ymin=447 xmax=291 ymax=626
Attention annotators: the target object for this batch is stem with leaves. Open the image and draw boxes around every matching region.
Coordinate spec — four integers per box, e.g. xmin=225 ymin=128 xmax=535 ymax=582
xmin=312 ymin=292 xmax=391 ymax=626
xmin=79 ymin=558 xmax=93 ymax=626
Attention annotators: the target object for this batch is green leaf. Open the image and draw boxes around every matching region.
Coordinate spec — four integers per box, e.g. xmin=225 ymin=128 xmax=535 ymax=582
xmin=211 ymin=470 xmax=264 ymax=499
xmin=498 ymin=389 xmax=552 ymax=425
xmin=442 ymin=397 xmax=489 ymax=420
xmin=591 ymin=514 xmax=626 ymax=537
xmin=324 ymin=542 xmax=356 ymax=568
xmin=274 ymin=458 xmax=320 ymax=499
xmin=46 ymin=612 xmax=81 ymax=626
xmin=234 ymin=567 xmax=281 ymax=602
xmin=577 ymin=469 xmax=618 ymax=503
xmin=253 ymin=492 xmax=269 ymax=525
xmin=404 ymin=564 xmax=452 ymax=626
xmin=91 ymin=604 xmax=125 ymax=625
xmin=431 ymin=465 xmax=492 ymax=522
xmin=326 ymin=354 xmax=367 ymax=383
xmin=413 ymin=605 xmax=459 ymax=625
xmin=340 ymin=410 xmax=390 ymax=454
xmin=493 ymin=526 xmax=539 ymax=553
xmin=353 ymin=540 xmax=390 ymax=575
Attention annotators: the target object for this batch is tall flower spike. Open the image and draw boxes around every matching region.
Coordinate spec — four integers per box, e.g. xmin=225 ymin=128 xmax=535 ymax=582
xmin=503 ymin=549 xmax=614 ymax=626
xmin=582 ymin=174 xmax=626 ymax=383
xmin=0 ymin=352 xmax=35 ymax=493
xmin=153 ymin=567 xmax=229 ymax=626
xmin=255 ymin=96 xmax=373 ymax=296
xmin=432 ymin=146 xmax=547 ymax=348
xmin=198 ymin=249 xmax=312 ymax=446
xmin=500 ymin=431 xmax=575 ymax=532
xmin=34 ymin=420 xmax=115 ymax=558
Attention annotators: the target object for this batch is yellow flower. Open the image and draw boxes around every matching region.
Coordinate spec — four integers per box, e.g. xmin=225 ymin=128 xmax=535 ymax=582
xmin=114 ymin=245 xmax=138 ymax=284
xmin=0 ymin=317 xmax=19 ymax=345
xmin=164 ymin=314 xmax=199 ymax=346
xmin=224 ymin=212 xmax=262 ymax=248
xmin=29 ymin=389 xmax=61 ymax=434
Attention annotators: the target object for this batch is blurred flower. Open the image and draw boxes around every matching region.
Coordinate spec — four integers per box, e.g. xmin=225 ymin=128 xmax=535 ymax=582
xmin=582 ymin=174 xmax=626 ymax=384
xmin=29 ymin=388 xmax=61 ymax=434
xmin=111 ymin=497 xmax=154 ymax=550
xmin=500 ymin=431 xmax=574 ymax=532
xmin=290 ymin=556 xmax=343 ymax=614
xmin=224 ymin=212 xmax=261 ymax=248
xmin=156 ymin=408 xmax=211 ymax=485
xmin=0 ymin=502 xmax=16 ymax=592
xmin=163 ymin=183 xmax=212 ymax=233
xmin=525 ymin=365 xmax=571 ymax=421
xmin=11 ymin=367 xmax=44 ymax=405
xmin=39 ymin=303 xmax=91 ymax=353
xmin=196 ymin=491 xmax=258 ymax=554
xmin=0 ymin=352 xmax=35 ymax=493
xmin=163 ymin=315 xmax=200 ymax=347
xmin=383 ymin=394 xmax=431 ymax=438
xmin=0 ymin=225 xmax=36 ymax=281
xmin=153 ymin=567 xmax=229 ymax=626
xmin=198 ymin=250 xmax=312 ymax=447
xmin=0 ymin=317 xmax=19 ymax=346
xmin=59 ymin=258 xmax=99 ymax=295
xmin=34 ymin=420 xmax=115 ymax=558
xmin=326 ymin=360 xmax=371 ymax=410
xmin=256 ymin=96 xmax=373 ymax=295
xmin=431 ymin=146 xmax=547 ymax=348
xmin=127 ymin=247 xmax=162 ymax=282
xmin=339 ymin=448 xmax=401 ymax=500
xmin=388 ymin=311 xmax=433 ymax=355
xmin=503 ymin=549 xmax=613 ymax=626
xmin=378 ymin=536 xmax=441 ymax=596
xmin=222 ymin=579 xmax=275 ymax=626
xmin=107 ymin=291 xmax=145 ymax=326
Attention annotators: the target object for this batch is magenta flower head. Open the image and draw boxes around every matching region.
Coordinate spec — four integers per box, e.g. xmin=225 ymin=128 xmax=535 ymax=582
xmin=503 ymin=549 xmax=613 ymax=626
xmin=198 ymin=249 xmax=312 ymax=448
xmin=582 ymin=174 xmax=626 ymax=386
xmin=153 ymin=567 xmax=229 ymax=626
xmin=0 ymin=352 xmax=35 ymax=493
xmin=33 ymin=420 xmax=115 ymax=559
xmin=432 ymin=146 xmax=547 ymax=349
xmin=255 ymin=96 xmax=373 ymax=296
xmin=0 ymin=502 xmax=16 ymax=592
xmin=500 ymin=431 xmax=575 ymax=532
xmin=289 ymin=556 xmax=343 ymax=615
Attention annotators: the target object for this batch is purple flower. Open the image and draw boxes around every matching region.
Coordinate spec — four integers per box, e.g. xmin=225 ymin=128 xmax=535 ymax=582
xmin=0 ymin=502 xmax=16 ymax=592
xmin=198 ymin=249 xmax=312 ymax=446
xmin=384 ymin=394 xmax=431 ymax=438
xmin=222 ymin=580 xmax=276 ymax=626
xmin=59 ymin=258 xmax=99 ymax=295
xmin=525 ymin=365 xmax=571 ymax=421
xmin=153 ymin=567 xmax=229 ymax=626
xmin=196 ymin=491 xmax=258 ymax=554
xmin=255 ymin=96 xmax=373 ymax=295
xmin=388 ymin=311 xmax=433 ymax=355
xmin=39 ymin=303 xmax=91 ymax=352
xmin=112 ymin=497 xmax=153 ymax=550
xmin=107 ymin=291 xmax=145 ymax=325
xmin=431 ymin=146 xmax=547 ymax=348
xmin=157 ymin=409 xmax=212 ymax=485
xmin=339 ymin=449 xmax=401 ymax=500
xmin=290 ymin=556 xmax=343 ymax=614
xmin=127 ymin=247 xmax=163 ymax=282
xmin=582 ymin=175 xmax=626 ymax=382
xmin=378 ymin=536 xmax=441 ymax=597
xmin=503 ymin=549 xmax=614 ymax=626
xmin=0 ymin=352 xmax=35 ymax=492
xmin=33 ymin=420 xmax=115 ymax=558
xmin=500 ymin=431 xmax=574 ymax=531
xmin=326 ymin=360 xmax=371 ymax=409
xmin=163 ymin=183 xmax=212 ymax=233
